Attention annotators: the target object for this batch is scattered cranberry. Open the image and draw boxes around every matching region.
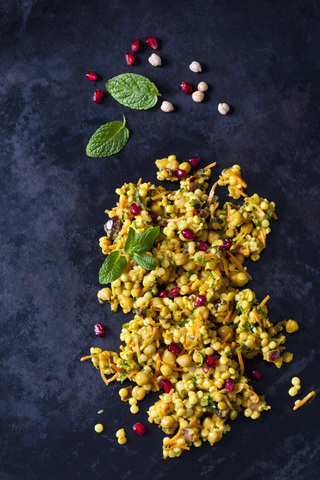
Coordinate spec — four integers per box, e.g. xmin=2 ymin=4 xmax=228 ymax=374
xmin=168 ymin=286 xmax=180 ymax=298
xmin=133 ymin=423 xmax=147 ymax=436
xmin=130 ymin=203 xmax=141 ymax=216
xmin=196 ymin=240 xmax=209 ymax=252
xmin=86 ymin=71 xmax=98 ymax=81
xmin=173 ymin=169 xmax=187 ymax=180
xmin=224 ymin=378 xmax=235 ymax=393
xmin=160 ymin=378 xmax=172 ymax=393
xmin=159 ymin=290 xmax=169 ymax=298
xmin=205 ymin=355 xmax=216 ymax=367
xmin=125 ymin=52 xmax=135 ymax=65
xmin=131 ymin=40 xmax=140 ymax=52
xmin=219 ymin=239 xmax=233 ymax=251
xmin=194 ymin=295 xmax=206 ymax=307
xmin=92 ymin=89 xmax=103 ymax=104
xmin=251 ymin=369 xmax=262 ymax=380
xmin=94 ymin=323 xmax=105 ymax=337
xmin=168 ymin=342 xmax=182 ymax=355
xmin=179 ymin=81 xmax=193 ymax=94
xmin=181 ymin=228 xmax=195 ymax=240
xmin=146 ymin=37 xmax=158 ymax=49
xmin=188 ymin=156 xmax=201 ymax=168
xmin=150 ymin=212 xmax=158 ymax=222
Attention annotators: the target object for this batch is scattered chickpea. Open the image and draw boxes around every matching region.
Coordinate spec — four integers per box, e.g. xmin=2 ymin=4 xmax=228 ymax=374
xmin=94 ymin=423 xmax=104 ymax=433
xmin=161 ymin=101 xmax=174 ymax=112
xmin=189 ymin=61 xmax=202 ymax=73
xmin=218 ymin=103 xmax=230 ymax=115
xmin=282 ymin=352 xmax=293 ymax=363
xmin=148 ymin=53 xmax=162 ymax=67
xmin=285 ymin=319 xmax=299 ymax=333
xmin=291 ymin=377 xmax=300 ymax=386
xmin=197 ymin=81 xmax=208 ymax=92
xmin=289 ymin=387 xmax=298 ymax=397
xmin=192 ymin=91 xmax=205 ymax=103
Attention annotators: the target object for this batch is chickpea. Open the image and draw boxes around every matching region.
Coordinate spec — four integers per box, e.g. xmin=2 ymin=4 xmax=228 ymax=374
xmin=176 ymin=354 xmax=192 ymax=368
xmin=217 ymin=325 xmax=233 ymax=340
xmin=192 ymin=91 xmax=205 ymax=103
xmin=162 ymin=350 xmax=176 ymax=365
xmin=161 ymin=416 xmax=175 ymax=428
xmin=161 ymin=101 xmax=174 ymax=112
xmin=195 ymin=306 xmax=209 ymax=320
xmin=218 ymin=103 xmax=230 ymax=115
xmin=198 ymin=81 xmax=208 ymax=92
xmin=189 ymin=61 xmax=202 ymax=72
xmin=207 ymin=430 xmax=222 ymax=445
xmin=174 ymin=252 xmax=188 ymax=266
xmin=148 ymin=53 xmax=162 ymax=66
xmin=285 ymin=319 xmax=299 ymax=333
xmin=160 ymin=364 xmax=173 ymax=377
xmin=132 ymin=386 xmax=146 ymax=401
xmin=202 ymin=417 xmax=214 ymax=430
xmin=143 ymin=343 xmax=156 ymax=356
xmin=97 ymin=288 xmax=112 ymax=301
xmin=135 ymin=371 xmax=151 ymax=386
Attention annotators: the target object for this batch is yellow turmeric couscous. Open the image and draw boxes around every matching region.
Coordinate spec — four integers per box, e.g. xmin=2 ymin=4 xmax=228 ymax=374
xmin=82 ymin=156 xmax=297 ymax=459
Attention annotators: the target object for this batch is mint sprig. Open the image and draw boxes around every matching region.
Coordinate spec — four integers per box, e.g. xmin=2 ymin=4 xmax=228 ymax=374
xmin=99 ymin=226 xmax=160 ymax=284
xmin=106 ymin=73 xmax=161 ymax=110
xmin=86 ymin=116 xmax=129 ymax=158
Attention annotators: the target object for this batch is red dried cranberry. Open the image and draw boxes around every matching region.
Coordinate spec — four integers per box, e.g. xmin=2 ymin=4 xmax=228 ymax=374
xmin=146 ymin=37 xmax=158 ymax=49
xmin=130 ymin=203 xmax=141 ymax=216
xmin=199 ymin=210 xmax=209 ymax=218
xmin=219 ymin=239 xmax=233 ymax=251
xmin=168 ymin=286 xmax=180 ymax=298
xmin=92 ymin=89 xmax=103 ymax=104
xmin=86 ymin=71 xmax=98 ymax=81
xmin=205 ymin=355 xmax=216 ymax=367
xmin=94 ymin=323 xmax=105 ymax=337
xmin=160 ymin=378 xmax=172 ymax=393
xmin=159 ymin=290 xmax=169 ymax=298
xmin=179 ymin=81 xmax=193 ymax=94
xmin=133 ymin=423 xmax=147 ymax=436
xmin=150 ymin=212 xmax=158 ymax=222
xmin=251 ymin=369 xmax=262 ymax=380
xmin=196 ymin=240 xmax=209 ymax=252
xmin=188 ymin=156 xmax=201 ymax=168
xmin=224 ymin=378 xmax=235 ymax=393
xmin=125 ymin=52 xmax=135 ymax=65
xmin=181 ymin=228 xmax=195 ymax=240
xmin=173 ymin=169 xmax=187 ymax=180
xmin=168 ymin=342 xmax=182 ymax=355
xmin=131 ymin=40 xmax=140 ymax=52
xmin=194 ymin=295 xmax=206 ymax=307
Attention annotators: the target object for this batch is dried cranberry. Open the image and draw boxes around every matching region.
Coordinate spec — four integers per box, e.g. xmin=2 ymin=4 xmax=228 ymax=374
xmin=168 ymin=342 xmax=182 ymax=355
xmin=133 ymin=423 xmax=147 ymax=436
xmin=189 ymin=182 xmax=201 ymax=192
xmin=125 ymin=52 xmax=135 ymax=65
xmin=199 ymin=210 xmax=209 ymax=218
xmin=205 ymin=355 xmax=216 ymax=367
xmin=146 ymin=37 xmax=158 ymax=49
xmin=179 ymin=81 xmax=193 ymax=94
xmin=92 ymin=89 xmax=103 ymax=104
xmin=224 ymin=378 xmax=235 ymax=393
xmin=194 ymin=295 xmax=206 ymax=307
xmin=168 ymin=287 xmax=180 ymax=298
xmin=173 ymin=169 xmax=187 ymax=180
xmin=159 ymin=290 xmax=169 ymax=298
xmin=86 ymin=71 xmax=98 ymax=81
xmin=267 ymin=350 xmax=280 ymax=362
xmin=160 ymin=378 xmax=172 ymax=393
xmin=188 ymin=156 xmax=201 ymax=168
xmin=219 ymin=239 xmax=233 ymax=251
xmin=104 ymin=216 xmax=121 ymax=238
xmin=150 ymin=212 xmax=158 ymax=222
xmin=94 ymin=323 xmax=105 ymax=337
xmin=251 ymin=369 xmax=262 ymax=380
xmin=196 ymin=240 xmax=209 ymax=252
xmin=136 ymin=307 xmax=145 ymax=318
xmin=130 ymin=203 xmax=141 ymax=216
xmin=131 ymin=40 xmax=140 ymax=52
xmin=181 ymin=228 xmax=195 ymax=240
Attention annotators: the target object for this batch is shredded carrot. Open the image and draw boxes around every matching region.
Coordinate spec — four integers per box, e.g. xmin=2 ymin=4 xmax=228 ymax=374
xmin=80 ymin=354 xmax=98 ymax=361
xmin=226 ymin=251 xmax=252 ymax=279
xmin=226 ymin=170 xmax=247 ymax=188
xmin=151 ymin=191 xmax=170 ymax=200
xmin=120 ymin=196 xmax=126 ymax=208
xmin=293 ymin=391 xmax=316 ymax=410
xmin=260 ymin=295 xmax=270 ymax=307
xmin=162 ymin=361 xmax=184 ymax=372
xmin=127 ymin=370 xmax=140 ymax=379
xmin=247 ymin=389 xmax=260 ymax=405
xmin=232 ymin=185 xmax=248 ymax=197
xmin=253 ymin=308 xmax=262 ymax=326
xmin=105 ymin=372 xmax=119 ymax=385
xmin=99 ymin=365 xmax=110 ymax=386
xmin=137 ymin=178 xmax=142 ymax=186
xmin=163 ymin=427 xmax=183 ymax=446
xmin=110 ymin=363 xmax=125 ymax=373
xmin=221 ymin=332 xmax=232 ymax=345
xmin=154 ymin=353 xmax=161 ymax=376
xmin=215 ymin=266 xmax=222 ymax=277
xmin=223 ymin=310 xmax=236 ymax=325
xmin=166 ymin=444 xmax=190 ymax=451
xmin=208 ymin=181 xmax=219 ymax=204
xmin=120 ymin=345 xmax=125 ymax=352
xmin=204 ymin=162 xmax=217 ymax=170
xmin=272 ymin=211 xmax=278 ymax=220
xmin=237 ymin=350 xmax=244 ymax=376
xmin=221 ymin=256 xmax=231 ymax=278
xmin=166 ymin=216 xmax=186 ymax=223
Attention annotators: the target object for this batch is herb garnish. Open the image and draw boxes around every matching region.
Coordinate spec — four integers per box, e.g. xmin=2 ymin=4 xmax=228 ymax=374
xmin=86 ymin=115 xmax=129 ymax=158
xmin=106 ymin=73 xmax=161 ymax=110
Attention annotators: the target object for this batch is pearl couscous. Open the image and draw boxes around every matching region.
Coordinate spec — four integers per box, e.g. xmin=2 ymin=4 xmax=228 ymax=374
xmin=82 ymin=156 xmax=298 ymax=458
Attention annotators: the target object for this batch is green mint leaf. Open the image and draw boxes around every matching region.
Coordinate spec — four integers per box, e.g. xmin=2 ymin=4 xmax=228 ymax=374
xmin=106 ymin=74 xmax=161 ymax=110
xmin=130 ymin=226 xmax=160 ymax=254
xmin=99 ymin=251 xmax=127 ymax=284
xmin=131 ymin=253 xmax=157 ymax=271
xmin=86 ymin=116 xmax=129 ymax=158
xmin=124 ymin=227 xmax=136 ymax=252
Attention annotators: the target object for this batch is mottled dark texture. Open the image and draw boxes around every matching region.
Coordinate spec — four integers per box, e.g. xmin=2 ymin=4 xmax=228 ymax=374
xmin=1 ymin=1 xmax=320 ymax=479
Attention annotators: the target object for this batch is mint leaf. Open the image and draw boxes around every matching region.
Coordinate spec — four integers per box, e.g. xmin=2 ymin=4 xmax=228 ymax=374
xmin=99 ymin=251 xmax=127 ymax=284
xmin=124 ymin=227 xmax=136 ymax=252
xmin=130 ymin=226 xmax=160 ymax=254
xmin=131 ymin=253 xmax=157 ymax=271
xmin=106 ymin=74 xmax=161 ymax=110
xmin=86 ymin=116 xmax=129 ymax=158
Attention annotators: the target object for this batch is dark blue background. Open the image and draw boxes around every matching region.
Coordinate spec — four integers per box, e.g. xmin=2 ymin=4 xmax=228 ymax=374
xmin=1 ymin=1 xmax=319 ymax=479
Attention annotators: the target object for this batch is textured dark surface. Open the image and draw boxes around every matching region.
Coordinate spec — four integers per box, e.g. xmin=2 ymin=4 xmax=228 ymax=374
xmin=1 ymin=0 xmax=320 ymax=479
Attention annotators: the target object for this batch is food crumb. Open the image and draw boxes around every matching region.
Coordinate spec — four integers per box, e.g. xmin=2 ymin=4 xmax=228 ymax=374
xmin=98 ymin=409 xmax=104 ymax=414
